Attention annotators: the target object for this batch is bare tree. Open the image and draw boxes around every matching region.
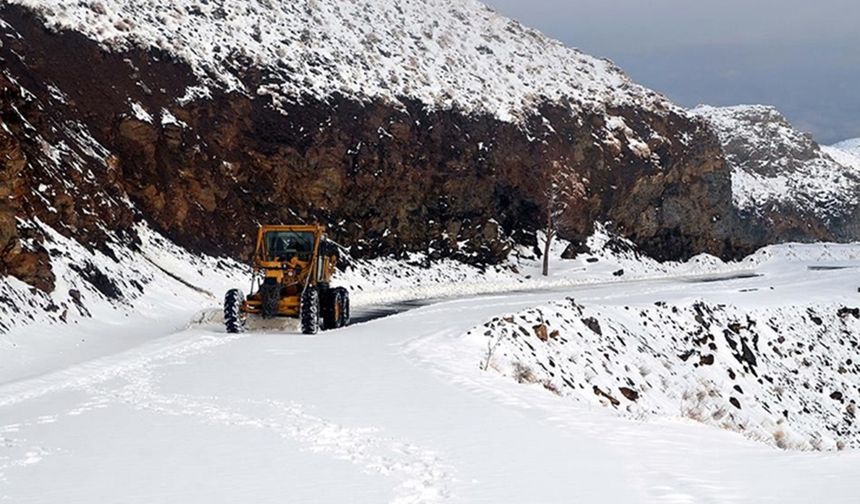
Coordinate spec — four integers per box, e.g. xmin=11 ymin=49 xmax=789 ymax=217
xmin=541 ymin=162 xmax=584 ymax=277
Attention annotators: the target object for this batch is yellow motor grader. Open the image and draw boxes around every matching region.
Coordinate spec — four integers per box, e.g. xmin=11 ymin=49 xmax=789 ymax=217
xmin=224 ymin=224 xmax=349 ymax=334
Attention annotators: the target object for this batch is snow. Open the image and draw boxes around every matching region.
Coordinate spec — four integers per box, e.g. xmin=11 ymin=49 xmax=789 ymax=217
xmin=824 ymin=138 xmax=860 ymax=171
xmin=0 ymin=222 xmax=754 ymax=382
xmin=832 ymin=138 xmax=860 ymax=158
xmin=2 ymin=240 xmax=860 ymax=502
xmin=468 ymin=287 xmax=860 ymax=451
xmin=692 ymin=105 xmax=860 ymax=219
xmin=159 ymin=108 xmax=186 ymax=128
xmin=9 ymin=0 xmax=675 ymax=122
xmin=129 ymin=101 xmax=153 ymax=123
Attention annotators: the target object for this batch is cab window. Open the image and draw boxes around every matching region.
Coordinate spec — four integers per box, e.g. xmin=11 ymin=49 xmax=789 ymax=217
xmin=264 ymin=231 xmax=315 ymax=262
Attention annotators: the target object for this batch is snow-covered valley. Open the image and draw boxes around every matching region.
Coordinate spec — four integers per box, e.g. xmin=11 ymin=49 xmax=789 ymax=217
xmin=2 ymin=240 xmax=859 ymax=503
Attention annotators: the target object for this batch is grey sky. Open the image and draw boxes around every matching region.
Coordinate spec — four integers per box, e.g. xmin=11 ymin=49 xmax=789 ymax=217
xmin=483 ymin=0 xmax=860 ymax=144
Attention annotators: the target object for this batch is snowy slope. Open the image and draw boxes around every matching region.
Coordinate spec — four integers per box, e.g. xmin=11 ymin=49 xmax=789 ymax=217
xmin=461 ymin=243 xmax=860 ymax=451
xmin=832 ymin=138 xmax=860 ymax=158
xmin=3 ymin=243 xmax=860 ymax=503
xmin=9 ymin=0 xmax=674 ymax=121
xmin=453 ymin=243 xmax=860 ymax=451
xmin=692 ymin=105 xmax=860 ymax=219
xmin=825 ymin=138 xmax=860 ymax=171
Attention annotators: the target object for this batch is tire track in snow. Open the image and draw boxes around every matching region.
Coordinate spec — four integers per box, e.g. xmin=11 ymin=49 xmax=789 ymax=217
xmin=0 ymin=332 xmax=454 ymax=504
xmin=93 ymin=369 xmax=453 ymax=504
xmin=0 ymin=332 xmax=247 ymax=408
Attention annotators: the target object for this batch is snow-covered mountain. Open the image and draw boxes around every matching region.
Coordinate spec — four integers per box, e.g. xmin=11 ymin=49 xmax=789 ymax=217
xmin=0 ymin=0 xmax=857 ymax=336
xmin=9 ymin=0 xmax=673 ymax=122
xmin=0 ymin=0 xmax=746 ymax=298
xmin=694 ymin=105 xmax=860 ymax=240
xmin=832 ymin=138 xmax=860 ymax=157
xmin=826 ymin=138 xmax=860 ymax=171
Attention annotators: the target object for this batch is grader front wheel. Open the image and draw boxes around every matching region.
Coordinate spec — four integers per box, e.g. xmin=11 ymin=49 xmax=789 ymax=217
xmin=224 ymin=289 xmax=246 ymax=334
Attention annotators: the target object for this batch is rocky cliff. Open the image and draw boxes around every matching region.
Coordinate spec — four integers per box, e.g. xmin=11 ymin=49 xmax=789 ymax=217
xmin=0 ymin=1 xmax=853 ymax=298
xmin=694 ymin=105 xmax=860 ymax=243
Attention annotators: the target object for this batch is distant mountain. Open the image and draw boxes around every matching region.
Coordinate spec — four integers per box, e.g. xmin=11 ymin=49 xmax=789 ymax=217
xmin=832 ymin=138 xmax=860 ymax=155
xmin=826 ymin=139 xmax=860 ymax=170
xmin=693 ymin=105 xmax=860 ymax=241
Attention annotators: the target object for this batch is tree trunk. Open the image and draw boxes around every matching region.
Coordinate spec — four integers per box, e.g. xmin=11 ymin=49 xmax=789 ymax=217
xmin=543 ymin=207 xmax=554 ymax=276
xmin=542 ymin=232 xmax=552 ymax=276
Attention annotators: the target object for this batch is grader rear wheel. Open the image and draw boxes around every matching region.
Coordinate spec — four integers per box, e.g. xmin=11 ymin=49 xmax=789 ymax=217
xmin=336 ymin=287 xmax=350 ymax=327
xmin=300 ymin=288 xmax=321 ymax=335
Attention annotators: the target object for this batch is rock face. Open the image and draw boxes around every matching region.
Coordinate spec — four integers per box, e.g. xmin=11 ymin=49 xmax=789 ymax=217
xmin=694 ymin=105 xmax=860 ymax=243
xmin=0 ymin=2 xmax=851 ymax=294
xmin=0 ymin=92 xmax=54 ymax=291
xmin=0 ymin=2 xmax=757 ymax=293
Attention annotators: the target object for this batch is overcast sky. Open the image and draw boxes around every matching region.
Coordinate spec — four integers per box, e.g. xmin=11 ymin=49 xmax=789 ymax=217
xmin=483 ymin=0 xmax=860 ymax=144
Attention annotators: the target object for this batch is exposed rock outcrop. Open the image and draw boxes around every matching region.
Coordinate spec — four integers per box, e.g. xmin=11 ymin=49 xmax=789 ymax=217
xmin=694 ymin=105 xmax=860 ymax=243
xmin=0 ymin=2 xmax=855 ymax=296
xmin=0 ymin=3 xmax=754 ymax=293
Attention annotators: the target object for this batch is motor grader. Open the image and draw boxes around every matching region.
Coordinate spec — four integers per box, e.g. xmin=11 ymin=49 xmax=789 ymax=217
xmin=224 ymin=224 xmax=350 ymax=334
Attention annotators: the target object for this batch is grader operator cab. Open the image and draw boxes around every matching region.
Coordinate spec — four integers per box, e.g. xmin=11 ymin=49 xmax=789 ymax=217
xmin=223 ymin=224 xmax=350 ymax=334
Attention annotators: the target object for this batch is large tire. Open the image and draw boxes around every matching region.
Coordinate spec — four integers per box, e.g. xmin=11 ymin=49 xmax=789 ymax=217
xmin=224 ymin=289 xmax=245 ymax=334
xmin=321 ymin=287 xmax=341 ymax=330
xmin=300 ymin=287 xmax=320 ymax=335
xmin=336 ymin=287 xmax=350 ymax=327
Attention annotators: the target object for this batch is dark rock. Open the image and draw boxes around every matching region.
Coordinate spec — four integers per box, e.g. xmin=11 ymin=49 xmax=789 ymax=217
xmin=619 ymin=387 xmax=639 ymax=401
xmin=699 ymin=354 xmax=715 ymax=366
xmin=593 ymin=386 xmax=621 ymax=407
xmin=561 ymin=241 xmax=589 ymax=259
xmin=533 ymin=324 xmax=549 ymax=342
xmin=679 ymin=349 xmax=696 ymax=362
xmin=582 ymin=317 xmax=602 ymax=335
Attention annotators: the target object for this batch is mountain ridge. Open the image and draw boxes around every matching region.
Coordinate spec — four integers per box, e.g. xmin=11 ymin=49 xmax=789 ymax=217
xmin=9 ymin=0 xmax=676 ymax=122
xmin=0 ymin=0 xmax=857 ymax=307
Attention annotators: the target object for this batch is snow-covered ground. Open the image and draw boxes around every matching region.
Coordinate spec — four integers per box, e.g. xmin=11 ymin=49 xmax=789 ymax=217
xmin=463 ymin=245 xmax=860 ymax=451
xmin=0 ymin=223 xmax=755 ymax=384
xmin=1 ymin=240 xmax=859 ymax=503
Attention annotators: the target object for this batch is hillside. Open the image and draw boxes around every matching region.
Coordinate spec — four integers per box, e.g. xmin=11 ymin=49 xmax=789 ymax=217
xmin=0 ymin=0 xmax=857 ymax=331
xmin=10 ymin=0 xmax=674 ymax=121
xmin=826 ymin=138 xmax=860 ymax=170
xmin=694 ymin=105 xmax=860 ymax=242
xmin=0 ymin=0 xmax=745 ymax=298
xmin=832 ymin=138 xmax=860 ymax=157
